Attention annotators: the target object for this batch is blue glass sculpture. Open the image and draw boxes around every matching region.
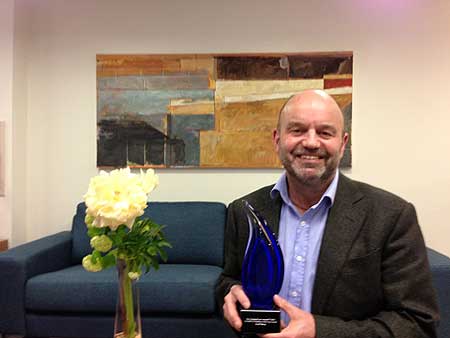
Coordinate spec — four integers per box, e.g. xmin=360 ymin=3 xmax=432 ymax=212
xmin=241 ymin=200 xmax=284 ymax=310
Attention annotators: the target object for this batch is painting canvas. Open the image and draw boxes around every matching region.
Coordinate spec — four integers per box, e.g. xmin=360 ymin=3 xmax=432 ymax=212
xmin=97 ymin=52 xmax=352 ymax=168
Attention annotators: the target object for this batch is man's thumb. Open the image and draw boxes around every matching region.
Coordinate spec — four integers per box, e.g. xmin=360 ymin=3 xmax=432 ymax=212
xmin=274 ymin=294 xmax=297 ymax=317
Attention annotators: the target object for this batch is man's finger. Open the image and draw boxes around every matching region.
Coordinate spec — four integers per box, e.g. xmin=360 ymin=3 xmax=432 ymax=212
xmin=222 ymin=285 xmax=252 ymax=331
xmin=273 ymin=294 xmax=299 ymax=318
xmin=223 ymin=301 xmax=242 ymax=330
xmin=259 ymin=331 xmax=284 ymax=338
xmin=231 ymin=285 xmax=251 ymax=309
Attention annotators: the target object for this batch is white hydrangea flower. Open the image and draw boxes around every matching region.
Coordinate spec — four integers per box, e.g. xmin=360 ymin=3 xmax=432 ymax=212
xmin=82 ymin=255 xmax=103 ymax=272
xmin=128 ymin=271 xmax=141 ymax=280
xmin=139 ymin=168 xmax=159 ymax=194
xmin=90 ymin=235 xmax=113 ymax=253
xmin=83 ymin=168 xmax=159 ymax=230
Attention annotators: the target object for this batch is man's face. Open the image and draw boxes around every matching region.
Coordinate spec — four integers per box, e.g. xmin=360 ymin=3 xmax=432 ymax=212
xmin=273 ymin=93 xmax=348 ymax=187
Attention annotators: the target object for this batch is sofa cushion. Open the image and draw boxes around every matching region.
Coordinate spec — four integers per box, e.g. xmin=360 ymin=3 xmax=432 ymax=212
xmin=71 ymin=202 xmax=227 ymax=266
xmin=427 ymin=248 xmax=450 ymax=338
xmin=26 ymin=264 xmax=222 ymax=315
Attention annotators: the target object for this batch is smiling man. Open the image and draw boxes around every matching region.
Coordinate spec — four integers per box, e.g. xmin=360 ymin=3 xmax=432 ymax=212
xmin=274 ymin=90 xmax=348 ymax=213
xmin=216 ymin=90 xmax=439 ymax=338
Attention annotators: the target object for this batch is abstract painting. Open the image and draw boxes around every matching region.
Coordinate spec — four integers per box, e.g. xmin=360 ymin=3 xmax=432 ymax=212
xmin=97 ymin=52 xmax=352 ymax=168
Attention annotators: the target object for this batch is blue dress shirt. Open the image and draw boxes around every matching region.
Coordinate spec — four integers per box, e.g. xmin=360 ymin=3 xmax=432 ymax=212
xmin=270 ymin=171 xmax=339 ymax=323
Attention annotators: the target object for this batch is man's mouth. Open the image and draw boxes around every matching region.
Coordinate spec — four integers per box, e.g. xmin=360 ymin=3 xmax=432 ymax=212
xmin=299 ymin=155 xmax=322 ymax=160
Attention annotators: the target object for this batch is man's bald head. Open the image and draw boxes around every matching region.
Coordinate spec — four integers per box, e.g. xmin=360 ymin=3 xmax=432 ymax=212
xmin=277 ymin=90 xmax=345 ymax=136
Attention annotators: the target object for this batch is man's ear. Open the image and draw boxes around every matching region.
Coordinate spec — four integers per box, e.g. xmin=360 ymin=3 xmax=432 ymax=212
xmin=340 ymin=132 xmax=349 ymax=157
xmin=273 ymin=128 xmax=280 ymax=153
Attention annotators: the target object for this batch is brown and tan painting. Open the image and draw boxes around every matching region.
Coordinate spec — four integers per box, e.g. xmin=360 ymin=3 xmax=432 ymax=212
xmin=97 ymin=52 xmax=352 ymax=168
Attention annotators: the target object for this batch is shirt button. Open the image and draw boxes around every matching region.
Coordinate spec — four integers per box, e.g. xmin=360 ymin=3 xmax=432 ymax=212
xmin=300 ymin=221 xmax=306 ymax=227
xmin=291 ymin=291 xmax=298 ymax=297
xmin=296 ymin=255 xmax=304 ymax=262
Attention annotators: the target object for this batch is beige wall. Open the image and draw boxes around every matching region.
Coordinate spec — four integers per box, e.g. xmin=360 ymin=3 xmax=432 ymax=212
xmin=0 ymin=0 xmax=14 ymax=242
xmin=5 ymin=0 xmax=450 ymax=255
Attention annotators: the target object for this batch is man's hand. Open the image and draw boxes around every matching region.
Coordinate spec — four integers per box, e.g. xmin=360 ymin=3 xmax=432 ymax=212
xmin=223 ymin=284 xmax=251 ymax=331
xmin=262 ymin=295 xmax=316 ymax=338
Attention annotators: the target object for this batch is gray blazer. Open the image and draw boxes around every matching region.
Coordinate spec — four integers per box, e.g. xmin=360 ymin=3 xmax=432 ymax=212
xmin=216 ymin=174 xmax=439 ymax=338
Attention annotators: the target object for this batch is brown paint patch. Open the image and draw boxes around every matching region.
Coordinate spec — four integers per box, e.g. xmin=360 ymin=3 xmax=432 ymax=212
xmin=288 ymin=55 xmax=353 ymax=79
xmin=168 ymin=100 xmax=215 ymax=115
xmin=217 ymin=56 xmax=288 ymax=80
xmin=332 ymin=94 xmax=352 ymax=110
xmin=200 ymin=131 xmax=281 ymax=168
xmin=97 ymin=55 xmax=215 ymax=77
xmin=216 ymin=99 xmax=284 ymax=132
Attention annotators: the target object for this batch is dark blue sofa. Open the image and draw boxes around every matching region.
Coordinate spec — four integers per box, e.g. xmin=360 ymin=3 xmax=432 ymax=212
xmin=0 ymin=202 xmax=449 ymax=338
xmin=0 ymin=202 xmax=236 ymax=338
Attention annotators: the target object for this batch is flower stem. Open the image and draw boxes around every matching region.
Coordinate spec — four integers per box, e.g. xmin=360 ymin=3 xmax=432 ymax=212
xmin=118 ymin=259 xmax=136 ymax=338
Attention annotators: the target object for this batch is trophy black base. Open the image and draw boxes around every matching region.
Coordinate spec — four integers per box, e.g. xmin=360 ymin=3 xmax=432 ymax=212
xmin=240 ymin=309 xmax=281 ymax=334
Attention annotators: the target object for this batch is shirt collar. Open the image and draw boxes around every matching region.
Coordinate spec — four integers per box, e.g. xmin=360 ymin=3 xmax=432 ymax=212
xmin=270 ymin=169 xmax=340 ymax=210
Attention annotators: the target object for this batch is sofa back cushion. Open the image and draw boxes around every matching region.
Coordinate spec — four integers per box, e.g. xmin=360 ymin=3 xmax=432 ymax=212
xmin=71 ymin=202 xmax=227 ymax=266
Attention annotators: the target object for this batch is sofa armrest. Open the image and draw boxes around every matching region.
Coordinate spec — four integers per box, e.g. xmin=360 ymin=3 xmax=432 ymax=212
xmin=0 ymin=231 xmax=72 ymax=334
xmin=427 ymin=248 xmax=450 ymax=338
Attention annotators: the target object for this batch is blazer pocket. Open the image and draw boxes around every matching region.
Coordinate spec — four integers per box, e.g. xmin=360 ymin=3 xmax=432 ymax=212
xmin=341 ymin=248 xmax=381 ymax=275
xmin=333 ymin=248 xmax=384 ymax=318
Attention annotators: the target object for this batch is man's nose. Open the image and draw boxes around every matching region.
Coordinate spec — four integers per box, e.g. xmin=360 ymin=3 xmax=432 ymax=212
xmin=302 ymin=130 xmax=320 ymax=149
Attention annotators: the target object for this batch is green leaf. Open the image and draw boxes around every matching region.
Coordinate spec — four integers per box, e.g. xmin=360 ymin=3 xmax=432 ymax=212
xmin=109 ymin=248 xmax=118 ymax=257
xmin=101 ymin=253 xmax=117 ymax=268
xmin=150 ymin=257 xmax=160 ymax=270
xmin=157 ymin=247 xmax=168 ymax=262
xmin=87 ymin=226 xmax=105 ymax=238
xmin=147 ymin=246 xmax=157 ymax=256
xmin=91 ymin=250 xmax=102 ymax=264
xmin=116 ymin=224 xmax=128 ymax=236
xmin=86 ymin=217 xmax=170 ymax=275
xmin=158 ymin=240 xmax=172 ymax=248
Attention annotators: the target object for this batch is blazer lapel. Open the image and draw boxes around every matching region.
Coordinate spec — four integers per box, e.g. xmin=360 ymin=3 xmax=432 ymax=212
xmin=250 ymin=187 xmax=282 ymax=237
xmin=311 ymin=174 xmax=367 ymax=314
xmin=261 ymin=194 xmax=282 ymax=236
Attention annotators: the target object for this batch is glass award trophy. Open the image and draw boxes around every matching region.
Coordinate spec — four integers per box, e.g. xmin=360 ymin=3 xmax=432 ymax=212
xmin=240 ymin=200 xmax=284 ymax=334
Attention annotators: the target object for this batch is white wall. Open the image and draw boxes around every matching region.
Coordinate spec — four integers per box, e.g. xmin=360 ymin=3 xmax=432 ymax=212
xmin=9 ymin=0 xmax=450 ymax=255
xmin=0 ymin=0 xmax=14 ymax=243
xmin=11 ymin=0 xmax=30 ymax=246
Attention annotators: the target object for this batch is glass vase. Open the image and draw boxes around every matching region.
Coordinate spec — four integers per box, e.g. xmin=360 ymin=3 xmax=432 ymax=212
xmin=114 ymin=259 xmax=142 ymax=338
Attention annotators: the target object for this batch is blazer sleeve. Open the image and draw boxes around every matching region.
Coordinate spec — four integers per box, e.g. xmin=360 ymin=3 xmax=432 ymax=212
xmin=215 ymin=200 xmax=245 ymax=310
xmin=314 ymin=202 xmax=439 ymax=338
